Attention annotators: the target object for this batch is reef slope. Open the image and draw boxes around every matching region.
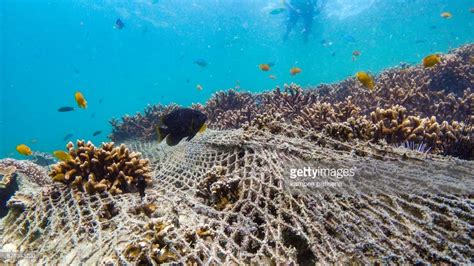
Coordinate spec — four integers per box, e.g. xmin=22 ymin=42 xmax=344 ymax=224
xmin=110 ymin=44 xmax=473 ymax=159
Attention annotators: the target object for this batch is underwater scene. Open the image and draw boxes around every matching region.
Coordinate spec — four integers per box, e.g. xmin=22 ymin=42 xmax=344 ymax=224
xmin=1 ymin=0 xmax=473 ymax=264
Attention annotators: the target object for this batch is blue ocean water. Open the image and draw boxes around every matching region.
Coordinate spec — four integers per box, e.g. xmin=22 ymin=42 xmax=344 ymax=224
xmin=1 ymin=0 xmax=473 ymax=158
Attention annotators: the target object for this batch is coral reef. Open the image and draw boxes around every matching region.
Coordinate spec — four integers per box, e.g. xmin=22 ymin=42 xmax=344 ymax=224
xmin=0 ymin=159 xmax=51 ymax=217
xmin=0 ymin=158 xmax=50 ymax=186
xmin=48 ymin=140 xmax=152 ymax=195
xmin=109 ymin=44 xmax=473 ymax=159
xmin=324 ymin=105 xmax=473 ymax=158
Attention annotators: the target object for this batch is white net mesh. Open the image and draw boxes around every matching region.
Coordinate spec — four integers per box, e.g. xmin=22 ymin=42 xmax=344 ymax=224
xmin=1 ymin=126 xmax=473 ymax=264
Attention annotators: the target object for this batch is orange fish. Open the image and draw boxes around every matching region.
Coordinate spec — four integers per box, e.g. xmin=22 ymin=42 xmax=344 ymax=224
xmin=356 ymin=71 xmax=375 ymax=90
xmin=440 ymin=12 xmax=452 ymax=18
xmin=269 ymin=75 xmax=277 ymax=80
xmin=196 ymin=84 xmax=203 ymax=91
xmin=290 ymin=67 xmax=302 ymax=76
xmin=422 ymin=54 xmax=441 ymax=68
xmin=16 ymin=144 xmax=32 ymax=156
xmin=75 ymin=91 xmax=87 ymax=108
xmin=259 ymin=64 xmax=271 ymax=71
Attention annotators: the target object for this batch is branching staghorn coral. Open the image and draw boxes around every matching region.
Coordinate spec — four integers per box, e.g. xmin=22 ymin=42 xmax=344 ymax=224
xmin=324 ymin=105 xmax=473 ymax=159
xmin=48 ymin=140 xmax=152 ymax=195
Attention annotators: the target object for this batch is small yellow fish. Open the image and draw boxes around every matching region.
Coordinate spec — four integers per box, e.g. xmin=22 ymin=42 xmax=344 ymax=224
xmin=16 ymin=144 xmax=32 ymax=156
xmin=355 ymin=71 xmax=375 ymax=90
xmin=53 ymin=150 xmax=72 ymax=161
xmin=75 ymin=91 xmax=87 ymax=108
xmin=440 ymin=12 xmax=452 ymax=18
xmin=423 ymin=54 xmax=441 ymax=68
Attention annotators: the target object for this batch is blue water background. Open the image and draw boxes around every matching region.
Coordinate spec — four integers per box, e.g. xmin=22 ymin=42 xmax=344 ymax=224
xmin=1 ymin=0 xmax=473 ymax=158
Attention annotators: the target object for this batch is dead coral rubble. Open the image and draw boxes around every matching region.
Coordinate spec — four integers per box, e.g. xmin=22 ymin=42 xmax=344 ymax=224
xmin=48 ymin=140 xmax=152 ymax=195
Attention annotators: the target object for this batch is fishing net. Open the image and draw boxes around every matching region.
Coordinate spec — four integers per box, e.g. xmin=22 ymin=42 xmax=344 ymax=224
xmin=1 ymin=125 xmax=473 ymax=264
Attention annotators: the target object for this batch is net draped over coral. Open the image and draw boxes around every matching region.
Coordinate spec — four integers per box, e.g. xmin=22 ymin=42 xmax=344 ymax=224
xmin=1 ymin=124 xmax=473 ymax=264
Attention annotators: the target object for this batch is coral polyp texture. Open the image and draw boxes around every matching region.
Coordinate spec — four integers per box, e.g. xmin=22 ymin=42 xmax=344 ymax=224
xmin=0 ymin=158 xmax=50 ymax=186
xmin=48 ymin=140 xmax=152 ymax=195
xmin=109 ymin=44 xmax=473 ymax=159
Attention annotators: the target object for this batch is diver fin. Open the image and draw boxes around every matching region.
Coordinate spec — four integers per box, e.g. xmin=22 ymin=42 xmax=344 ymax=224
xmin=166 ymin=134 xmax=183 ymax=146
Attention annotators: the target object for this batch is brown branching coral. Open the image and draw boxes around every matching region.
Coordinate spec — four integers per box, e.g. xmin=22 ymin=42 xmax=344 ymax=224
xmin=325 ymin=105 xmax=473 ymax=159
xmin=48 ymin=140 xmax=152 ymax=195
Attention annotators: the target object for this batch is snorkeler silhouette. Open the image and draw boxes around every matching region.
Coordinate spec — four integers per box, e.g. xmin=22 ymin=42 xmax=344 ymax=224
xmin=283 ymin=0 xmax=325 ymax=43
